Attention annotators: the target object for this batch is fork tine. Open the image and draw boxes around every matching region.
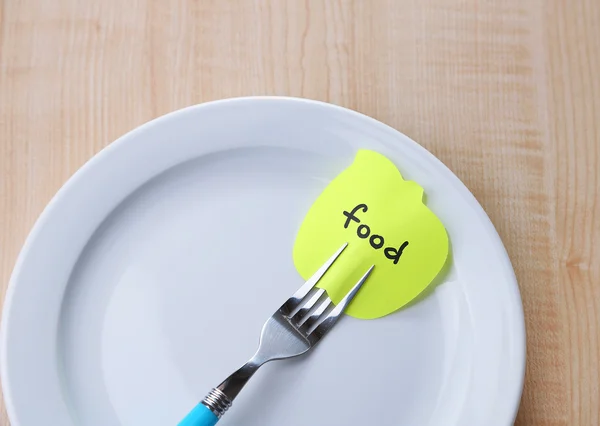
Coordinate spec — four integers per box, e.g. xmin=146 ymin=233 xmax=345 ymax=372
xmin=299 ymin=296 xmax=332 ymax=332
xmin=291 ymin=288 xmax=325 ymax=324
xmin=279 ymin=243 xmax=347 ymax=316
xmin=309 ymin=265 xmax=375 ymax=338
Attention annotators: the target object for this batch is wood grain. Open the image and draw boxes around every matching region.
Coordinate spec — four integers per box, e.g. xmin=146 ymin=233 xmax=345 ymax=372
xmin=1 ymin=0 xmax=598 ymax=424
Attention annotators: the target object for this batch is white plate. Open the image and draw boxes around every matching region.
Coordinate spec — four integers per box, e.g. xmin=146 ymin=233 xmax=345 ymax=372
xmin=1 ymin=97 xmax=525 ymax=426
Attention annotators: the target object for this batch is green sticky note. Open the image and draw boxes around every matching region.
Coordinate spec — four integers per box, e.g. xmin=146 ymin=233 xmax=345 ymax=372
xmin=293 ymin=150 xmax=449 ymax=319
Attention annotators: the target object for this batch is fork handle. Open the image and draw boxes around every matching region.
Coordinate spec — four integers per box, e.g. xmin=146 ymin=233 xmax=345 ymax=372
xmin=177 ymin=403 xmax=219 ymax=426
xmin=178 ymin=359 xmax=261 ymax=425
xmin=178 ymin=387 xmax=233 ymax=426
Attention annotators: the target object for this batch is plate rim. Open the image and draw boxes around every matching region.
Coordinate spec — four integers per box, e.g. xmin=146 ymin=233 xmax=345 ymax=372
xmin=1 ymin=96 xmax=526 ymax=425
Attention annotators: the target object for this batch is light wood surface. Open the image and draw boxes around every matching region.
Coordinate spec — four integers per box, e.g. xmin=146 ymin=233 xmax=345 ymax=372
xmin=1 ymin=0 xmax=598 ymax=424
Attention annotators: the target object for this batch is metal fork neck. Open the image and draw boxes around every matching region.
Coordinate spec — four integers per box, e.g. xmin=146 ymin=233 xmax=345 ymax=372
xmin=216 ymin=354 xmax=265 ymax=401
xmin=202 ymin=356 xmax=265 ymax=418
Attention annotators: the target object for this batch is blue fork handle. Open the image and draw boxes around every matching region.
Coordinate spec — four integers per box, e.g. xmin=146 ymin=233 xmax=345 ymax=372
xmin=178 ymin=403 xmax=220 ymax=426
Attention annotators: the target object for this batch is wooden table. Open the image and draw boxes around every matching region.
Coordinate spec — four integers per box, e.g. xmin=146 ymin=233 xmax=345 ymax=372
xmin=1 ymin=1 xmax=598 ymax=424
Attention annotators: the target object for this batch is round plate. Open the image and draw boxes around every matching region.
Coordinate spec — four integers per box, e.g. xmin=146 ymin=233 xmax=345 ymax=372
xmin=1 ymin=97 xmax=525 ymax=426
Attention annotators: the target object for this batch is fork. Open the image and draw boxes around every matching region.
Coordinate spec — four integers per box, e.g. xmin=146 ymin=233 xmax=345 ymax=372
xmin=178 ymin=243 xmax=374 ymax=426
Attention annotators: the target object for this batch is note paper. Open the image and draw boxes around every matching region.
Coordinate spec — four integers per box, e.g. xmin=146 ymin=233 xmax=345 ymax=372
xmin=293 ymin=150 xmax=449 ymax=319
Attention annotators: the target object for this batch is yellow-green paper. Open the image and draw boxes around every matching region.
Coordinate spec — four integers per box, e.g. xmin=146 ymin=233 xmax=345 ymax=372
xmin=293 ymin=150 xmax=449 ymax=319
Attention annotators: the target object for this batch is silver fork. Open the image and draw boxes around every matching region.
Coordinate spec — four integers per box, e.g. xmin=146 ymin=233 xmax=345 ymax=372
xmin=177 ymin=243 xmax=374 ymax=426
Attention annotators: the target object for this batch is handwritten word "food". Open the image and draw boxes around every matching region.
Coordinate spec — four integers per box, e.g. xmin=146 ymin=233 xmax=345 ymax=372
xmin=343 ymin=204 xmax=409 ymax=264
